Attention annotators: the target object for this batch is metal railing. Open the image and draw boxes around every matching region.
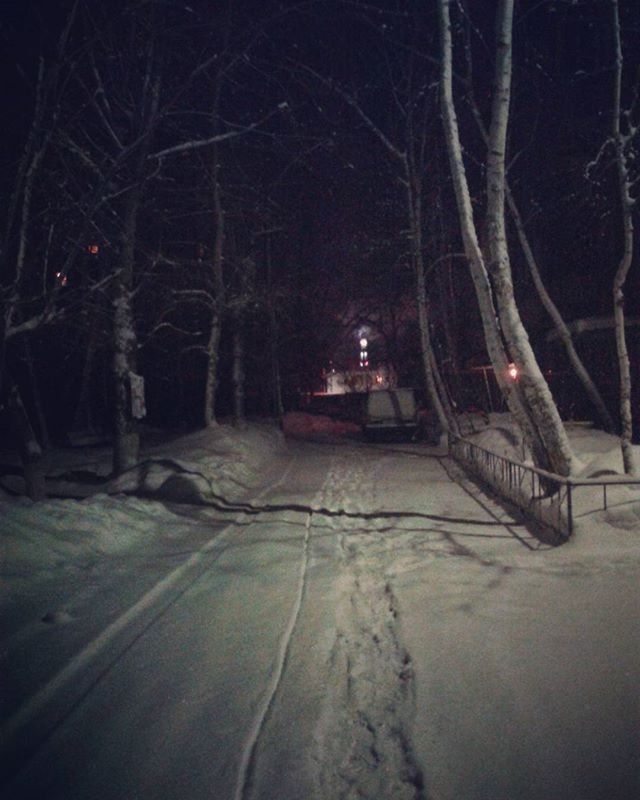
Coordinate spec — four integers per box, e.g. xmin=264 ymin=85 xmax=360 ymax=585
xmin=448 ymin=433 xmax=640 ymax=540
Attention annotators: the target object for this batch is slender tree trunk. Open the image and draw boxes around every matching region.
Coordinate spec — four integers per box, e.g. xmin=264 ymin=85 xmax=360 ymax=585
xmin=232 ymin=321 xmax=246 ymax=428
xmin=439 ymin=0 xmax=576 ymax=475
xmin=24 ymin=338 xmax=51 ymax=449
xmin=611 ymin=0 xmax=636 ymax=475
xmin=467 ymin=85 xmax=615 ymax=434
xmin=204 ymin=159 xmax=225 ymax=427
xmin=266 ymin=236 xmax=284 ymax=418
xmin=505 ymin=184 xmax=616 ymax=433
xmin=110 ymin=57 xmax=159 ymax=473
xmin=71 ymin=316 xmax=100 ymax=434
xmin=406 ymin=170 xmax=455 ymax=433
xmin=8 ymin=380 xmax=46 ymax=500
xmin=484 ymin=0 xmax=574 ymax=475
xmin=112 ymin=192 xmax=141 ymax=474
xmin=438 ymin=0 xmax=530 ymax=440
xmin=435 ymin=253 xmax=462 ymax=403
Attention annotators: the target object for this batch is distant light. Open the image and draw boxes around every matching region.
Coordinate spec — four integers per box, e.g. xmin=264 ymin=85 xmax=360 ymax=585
xmin=359 ymin=337 xmax=368 ymax=349
xmin=55 ymin=271 xmax=68 ymax=286
xmin=87 ymin=244 xmax=99 ymax=255
xmin=508 ymin=363 xmax=519 ymax=380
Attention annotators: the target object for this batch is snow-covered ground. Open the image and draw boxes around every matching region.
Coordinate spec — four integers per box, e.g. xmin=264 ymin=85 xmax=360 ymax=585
xmin=1 ymin=416 xmax=639 ymax=799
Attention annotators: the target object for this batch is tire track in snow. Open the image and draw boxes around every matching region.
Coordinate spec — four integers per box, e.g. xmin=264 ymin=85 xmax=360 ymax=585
xmin=233 ymin=509 xmax=314 ymax=800
xmin=0 ymin=459 xmax=300 ymax=791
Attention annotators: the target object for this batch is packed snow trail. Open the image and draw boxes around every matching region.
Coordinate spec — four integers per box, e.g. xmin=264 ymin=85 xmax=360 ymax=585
xmin=2 ymin=439 xmax=639 ymax=800
xmin=312 ymin=454 xmax=425 ymax=800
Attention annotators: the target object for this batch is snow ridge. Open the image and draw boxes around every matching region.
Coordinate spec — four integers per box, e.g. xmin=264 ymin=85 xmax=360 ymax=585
xmin=233 ymin=511 xmax=313 ymax=800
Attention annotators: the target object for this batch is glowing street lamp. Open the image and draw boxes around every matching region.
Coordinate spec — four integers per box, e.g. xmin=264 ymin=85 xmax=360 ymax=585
xmin=358 ymin=336 xmax=368 ymax=368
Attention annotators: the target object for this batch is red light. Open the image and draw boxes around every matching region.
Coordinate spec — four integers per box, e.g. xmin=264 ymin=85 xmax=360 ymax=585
xmin=87 ymin=244 xmax=99 ymax=255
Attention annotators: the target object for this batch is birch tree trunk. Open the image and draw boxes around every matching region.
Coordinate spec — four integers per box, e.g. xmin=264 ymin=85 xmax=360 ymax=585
xmin=266 ymin=234 xmax=284 ymax=418
xmin=112 ymin=189 xmax=142 ymax=474
xmin=8 ymin=380 xmax=46 ymax=501
xmin=505 ymin=184 xmax=616 ymax=434
xmin=611 ymin=0 xmax=636 ymax=475
xmin=406 ymin=172 xmax=454 ymax=434
xmin=24 ymin=338 xmax=51 ymax=450
xmin=203 ymin=159 xmax=225 ymax=427
xmin=484 ymin=0 xmax=575 ymax=475
xmin=232 ymin=321 xmax=246 ymax=428
xmin=71 ymin=317 xmax=100 ymax=434
xmin=466 ymin=88 xmax=615 ymax=434
xmin=438 ymin=0 xmax=576 ymax=475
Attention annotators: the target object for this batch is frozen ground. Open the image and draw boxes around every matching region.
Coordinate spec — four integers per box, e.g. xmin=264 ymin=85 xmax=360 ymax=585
xmin=0 ymin=416 xmax=639 ymax=799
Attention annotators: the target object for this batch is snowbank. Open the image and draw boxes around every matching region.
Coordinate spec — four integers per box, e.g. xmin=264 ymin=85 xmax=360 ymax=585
xmin=0 ymin=422 xmax=285 ymax=505
xmin=282 ymin=411 xmax=360 ymax=441
xmin=459 ymin=415 xmax=640 ymax=544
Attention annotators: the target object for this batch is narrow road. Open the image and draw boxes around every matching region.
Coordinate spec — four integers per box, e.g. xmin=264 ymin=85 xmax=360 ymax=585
xmin=2 ymin=440 xmax=638 ymax=800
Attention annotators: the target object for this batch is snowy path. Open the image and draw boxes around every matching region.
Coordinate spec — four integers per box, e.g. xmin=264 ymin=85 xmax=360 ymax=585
xmin=2 ymin=440 xmax=639 ymax=800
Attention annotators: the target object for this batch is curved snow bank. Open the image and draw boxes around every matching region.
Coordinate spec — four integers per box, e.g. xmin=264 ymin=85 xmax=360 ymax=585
xmin=0 ymin=424 xmax=287 ymax=585
xmin=110 ymin=422 xmax=286 ymax=502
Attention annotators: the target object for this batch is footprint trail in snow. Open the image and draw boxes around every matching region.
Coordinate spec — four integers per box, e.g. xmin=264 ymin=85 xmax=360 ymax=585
xmin=313 ymin=454 xmax=426 ymax=800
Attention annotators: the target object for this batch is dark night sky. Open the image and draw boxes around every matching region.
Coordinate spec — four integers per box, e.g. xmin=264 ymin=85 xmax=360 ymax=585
xmin=2 ymin=0 xmax=639 ymax=426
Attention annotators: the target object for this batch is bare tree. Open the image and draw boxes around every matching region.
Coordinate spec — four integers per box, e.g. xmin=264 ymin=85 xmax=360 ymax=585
xmin=0 ymin=2 xmax=81 ymax=497
xmin=438 ymin=0 xmax=576 ymax=474
xmin=297 ymin=46 xmax=457 ymax=434
xmin=610 ymin=0 xmax=637 ymax=474
xmin=462 ymin=41 xmax=616 ymax=435
xmin=61 ymin=3 xmax=163 ymax=473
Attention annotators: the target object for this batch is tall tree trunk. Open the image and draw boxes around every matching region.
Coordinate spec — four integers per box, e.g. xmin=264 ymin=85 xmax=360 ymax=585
xmin=406 ymin=170 xmax=456 ymax=433
xmin=505 ymin=184 xmax=616 ymax=434
xmin=71 ymin=316 xmax=99 ymax=434
xmin=484 ymin=0 xmax=575 ymax=475
xmin=438 ymin=0 xmax=531 ymax=444
xmin=611 ymin=0 xmax=636 ymax=475
xmin=204 ymin=159 xmax=225 ymax=427
xmin=24 ymin=337 xmax=51 ymax=449
xmin=232 ymin=320 xmax=246 ymax=428
xmin=112 ymin=192 xmax=141 ymax=475
xmin=438 ymin=0 xmax=576 ymax=475
xmin=266 ymin=235 xmax=284 ymax=418
xmin=8 ymin=380 xmax=46 ymax=501
xmin=467 ymin=86 xmax=615 ymax=434
xmin=435 ymin=253 xmax=462 ymax=404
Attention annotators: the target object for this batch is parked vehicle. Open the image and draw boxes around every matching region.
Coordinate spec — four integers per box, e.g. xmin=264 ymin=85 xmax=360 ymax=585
xmin=363 ymin=388 xmax=419 ymax=439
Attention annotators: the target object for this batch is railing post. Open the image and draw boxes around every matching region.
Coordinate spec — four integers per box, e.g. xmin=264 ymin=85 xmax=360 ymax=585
xmin=567 ymin=483 xmax=573 ymax=538
xmin=446 ymin=435 xmax=640 ymax=542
